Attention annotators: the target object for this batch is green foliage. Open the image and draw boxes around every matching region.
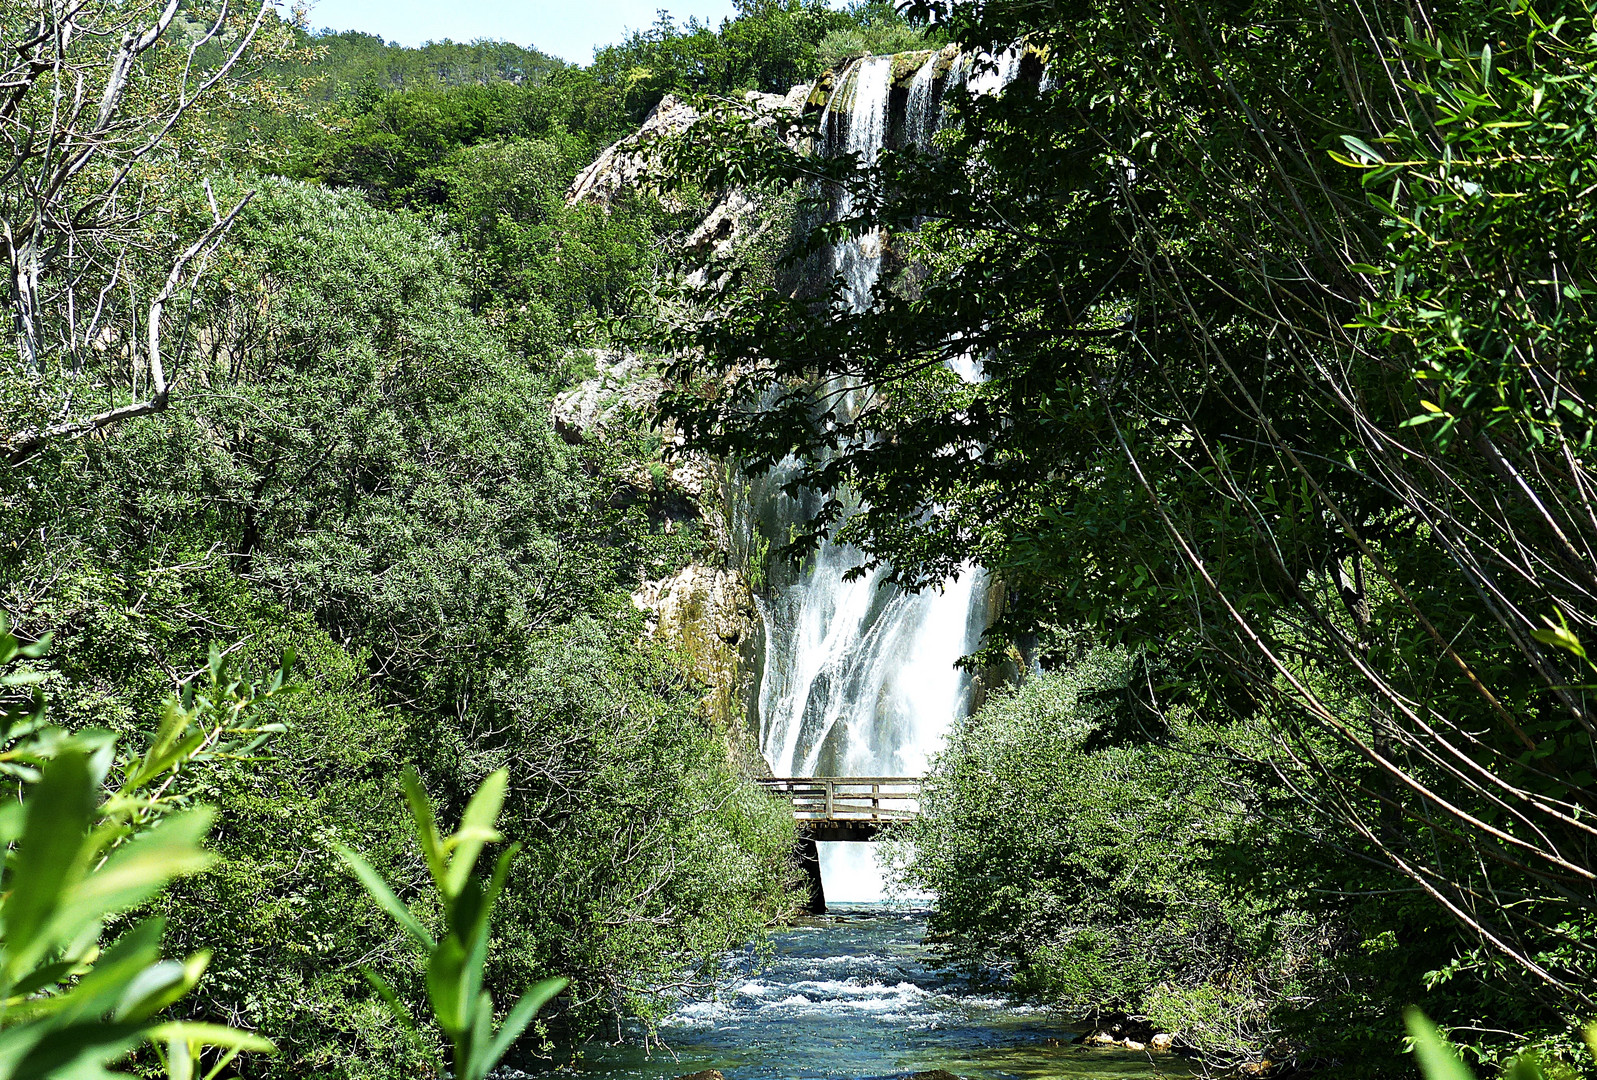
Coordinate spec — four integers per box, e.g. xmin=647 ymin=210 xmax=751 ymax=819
xmin=815 ymin=3 xmax=942 ymax=71
xmin=0 ymin=620 xmax=286 ymax=1080
xmin=589 ymin=0 xmax=925 ymax=122
xmin=145 ymin=623 xmax=441 ymax=1079
xmin=475 ymin=618 xmax=798 ymax=1027
xmin=0 ymin=166 xmax=793 ymax=1080
xmin=899 ymin=653 xmax=1341 ymax=1071
xmin=1344 ymin=4 xmax=1597 ymax=448
xmin=339 ymin=768 xmax=567 ymax=1080
xmin=434 ymin=137 xmax=687 ymax=352
xmin=1405 ymin=1008 xmax=1597 ymax=1080
xmin=291 ymin=76 xmax=625 ymax=206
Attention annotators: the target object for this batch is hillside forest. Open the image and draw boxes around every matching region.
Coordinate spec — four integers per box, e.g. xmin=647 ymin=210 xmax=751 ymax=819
xmin=0 ymin=0 xmax=1595 ymax=1078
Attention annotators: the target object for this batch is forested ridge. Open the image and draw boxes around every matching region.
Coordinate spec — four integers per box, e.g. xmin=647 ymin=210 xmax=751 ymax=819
xmin=0 ymin=0 xmax=1594 ymax=1077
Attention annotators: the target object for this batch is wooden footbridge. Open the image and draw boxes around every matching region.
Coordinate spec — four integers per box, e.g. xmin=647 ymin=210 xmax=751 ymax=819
xmin=755 ymin=776 xmax=920 ymax=913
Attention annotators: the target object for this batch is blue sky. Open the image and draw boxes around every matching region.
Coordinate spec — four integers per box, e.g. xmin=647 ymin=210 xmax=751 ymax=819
xmin=304 ymin=0 xmax=743 ymax=64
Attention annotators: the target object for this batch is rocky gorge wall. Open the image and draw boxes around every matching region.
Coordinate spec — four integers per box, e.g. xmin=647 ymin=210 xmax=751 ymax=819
xmin=550 ymin=351 xmax=765 ymax=765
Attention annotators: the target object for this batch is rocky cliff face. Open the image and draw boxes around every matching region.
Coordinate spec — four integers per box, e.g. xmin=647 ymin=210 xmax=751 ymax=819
xmin=551 ymin=349 xmax=760 ymax=752
xmin=555 ymin=87 xmax=830 ymax=758
xmin=630 ymin=563 xmax=762 ymax=762
xmin=567 ymin=88 xmax=808 ymax=208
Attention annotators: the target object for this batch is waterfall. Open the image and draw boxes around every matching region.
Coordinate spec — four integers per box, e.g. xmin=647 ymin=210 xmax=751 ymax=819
xmin=744 ymin=48 xmax=1022 ymax=900
xmin=904 ymin=51 xmax=941 ymax=150
xmin=820 ymin=55 xmax=894 ymax=310
xmin=966 ymin=46 xmax=1024 ymax=97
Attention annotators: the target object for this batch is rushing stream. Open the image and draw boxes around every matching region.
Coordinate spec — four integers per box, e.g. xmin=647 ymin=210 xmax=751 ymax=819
xmin=568 ymin=905 xmax=1188 ymax=1080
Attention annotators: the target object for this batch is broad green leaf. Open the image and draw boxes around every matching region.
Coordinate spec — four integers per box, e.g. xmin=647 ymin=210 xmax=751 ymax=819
xmin=402 ymin=768 xmax=448 ymax=891
xmin=0 ymin=1023 xmax=50 ymax=1078
xmin=164 ymin=1035 xmax=194 ymax=1080
xmin=426 ymin=935 xmax=470 ymax=1035
xmin=45 ymin=920 xmax=164 ymax=1025
xmin=9 ymin=958 xmax=79 ymax=999
xmin=10 ymin=1021 xmax=146 ymax=1080
xmin=482 ymin=977 xmax=568 ymax=1072
xmin=0 ymin=798 xmax=27 ymax=845
xmin=109 ymin=960 xmax=188 ymax=1021
xmin=458 ymin=879 xmax=490 ymax=1021
xmin=1532 ymin=614 xmax=1588 ymax=661
xmin=145 ymin=1022 xmax=275 ymax=1054
xmin=116 ymin=951 xmax=209 ymax=1022
xmin=1341 ymin=134 xmax=1384 ymax=164
xmin=64 ymin=810 xmax=215 ymax=936
xmin=1405 ymin=1008 xmax=1477 ymax=1080
xmin=444 ymin=825 xmax=505 ymax=852
xmin=446 ymin=768 xmax=509 ymax=896
xmin=334 ymin=845 xmax=435 ymax=948
xmin=465 ymin=992 xmax=494 ymax=1080
xmin=4 ymin=750 xmax=98 ymax=979
xmin=1329 ymin=149 xmax=1377 ymax=169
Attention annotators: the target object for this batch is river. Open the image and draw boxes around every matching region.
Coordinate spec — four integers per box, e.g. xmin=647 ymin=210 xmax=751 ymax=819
xmin=564 ymin=903 xmax=1189 ymax=1080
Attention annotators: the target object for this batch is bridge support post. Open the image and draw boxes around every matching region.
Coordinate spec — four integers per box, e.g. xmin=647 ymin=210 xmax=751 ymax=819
xmin=795 ymin=835 xmax=825 ymax=914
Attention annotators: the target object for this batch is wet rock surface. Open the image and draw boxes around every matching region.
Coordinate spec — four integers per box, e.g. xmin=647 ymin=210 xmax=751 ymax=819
xmin=632 ymin=563 xmax=759 ymax=739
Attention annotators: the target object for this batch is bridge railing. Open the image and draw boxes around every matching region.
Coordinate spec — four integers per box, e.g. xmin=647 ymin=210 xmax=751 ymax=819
xmin=756 ymin=776 xmax=920 ymax=823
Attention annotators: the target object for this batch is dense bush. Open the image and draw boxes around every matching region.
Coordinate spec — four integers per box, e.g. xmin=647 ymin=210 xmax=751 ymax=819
xmin=899 ymin=654 xmax=1333 ymax=1070
xmin=435 ymin=137 xmax=692 ymax=353
xmin=0 ymin=177 xmax=793 ymax=1079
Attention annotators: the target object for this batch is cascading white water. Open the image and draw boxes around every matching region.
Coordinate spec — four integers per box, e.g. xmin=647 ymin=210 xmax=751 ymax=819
xmin=966 ymin=46 xmax=1024 ymax=97
xmin=752 ymin=48 xmax=1021 ymax=900
xmin=904 ymin=51 xmax=942 ymax=150
xmin=820 ymin=55 xmax=894 ymax=310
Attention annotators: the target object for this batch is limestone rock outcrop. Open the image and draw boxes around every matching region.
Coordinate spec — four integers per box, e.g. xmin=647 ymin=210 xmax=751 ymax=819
xmin=551 ymin=351 xmax=666 ymax=443
xmin=566 ymin=95 xmax=700 ymax=207
xmin=633 ymin=563 xmax=760 ymax=741
xmin=567 ymin=88 xmax=807 ymax=209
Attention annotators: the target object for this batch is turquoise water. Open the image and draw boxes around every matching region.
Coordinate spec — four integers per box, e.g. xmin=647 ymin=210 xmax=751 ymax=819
xmin=562 ymin=904 xmax=1189 ymax=1080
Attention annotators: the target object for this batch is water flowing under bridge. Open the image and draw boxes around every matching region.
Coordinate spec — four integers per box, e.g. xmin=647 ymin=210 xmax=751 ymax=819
xmin=756 ymin=776 xmax=921 ymax=912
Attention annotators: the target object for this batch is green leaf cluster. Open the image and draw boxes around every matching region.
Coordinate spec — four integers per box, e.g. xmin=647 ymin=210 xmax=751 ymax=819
xmin=0 ymin=620 xmax=287 ymax=1080
xmin=339 ymin=769 xmax=567 ymax=1080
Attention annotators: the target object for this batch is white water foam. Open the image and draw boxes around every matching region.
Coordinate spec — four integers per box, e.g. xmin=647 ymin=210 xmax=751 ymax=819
xmin=905 ymin=50 xmax=943 ymax=149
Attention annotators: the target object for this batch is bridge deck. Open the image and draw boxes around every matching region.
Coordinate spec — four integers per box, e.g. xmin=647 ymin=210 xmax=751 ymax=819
xmin=756 ymin=777 xmax=921 ymax=913
xmin=757 ymin=776 xmax=919 ymax=840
